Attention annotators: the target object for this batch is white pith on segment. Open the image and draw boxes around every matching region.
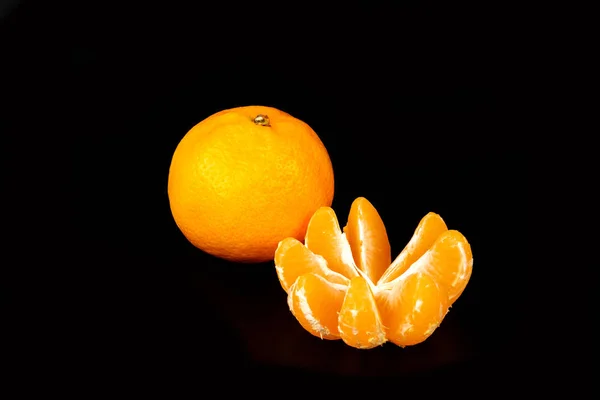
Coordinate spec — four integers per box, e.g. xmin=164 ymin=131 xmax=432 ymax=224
xmin=449 ymin=240 xmax=473 ymax=300
xmin=295 ymin=285 xmax=329 ymax=339
xmin=337 ymin=278 xmax=387 ymax=348
xmin=274 ymin=239 xmax=350 ymax=292
xmin=339 ymin=232 xmax=379 ymax=293
xmin=290 ymin=278 xmax=348 ymax=339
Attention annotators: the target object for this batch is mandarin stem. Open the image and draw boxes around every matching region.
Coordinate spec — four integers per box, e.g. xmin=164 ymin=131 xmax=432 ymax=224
xmin=253 ymin=114 xmax=270 ymax=126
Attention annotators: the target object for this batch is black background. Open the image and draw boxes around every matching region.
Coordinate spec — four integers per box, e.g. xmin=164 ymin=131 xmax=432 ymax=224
xmin=3 ymin=0 xmax=530 ymax=393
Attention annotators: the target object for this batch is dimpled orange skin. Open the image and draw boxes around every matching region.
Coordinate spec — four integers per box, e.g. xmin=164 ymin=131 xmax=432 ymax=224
xmin=167 ymin=106 xmax=335 ymax=263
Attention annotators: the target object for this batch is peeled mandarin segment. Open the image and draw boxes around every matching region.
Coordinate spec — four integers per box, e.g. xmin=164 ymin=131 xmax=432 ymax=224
xmin=304 ymin=207 xmax=359 ymax=279
xmin=287 ymin=273 xmax=347 ymax=340
xmin=380 ymin=272 xmax=449 ymax=347
xmin=343 ymin=197 xmax=391 ymax=284
xmin=274 ymin=237 xmax=350 ymax=293
xmin=418 ymin=229 xmax=473 ymax=304
xmin=377 ymin=212 xmax=448 ymax=285
xmin=337 ymin=276 xmax=386 ymax=349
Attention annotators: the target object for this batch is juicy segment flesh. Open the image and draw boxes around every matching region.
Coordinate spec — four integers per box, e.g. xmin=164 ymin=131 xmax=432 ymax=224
xmin=377 ymin=271 xmax=449 ymax=347
xmin=273 ymin=197 xmax=473 ymax=348
xmin=377 ymin=212 xmax=448 ymax=285
xmin=338 ymin=276 xmax=386 ymax=349
xmin=304 ymin=207 xmax=359 ymax=280
xmin=274 ymin=237 xmax=350 ymax=293
xmin=288 ymin=273 xmax=347 ymax=340
xmin=344 ymin=197 xmax=391 ymax=284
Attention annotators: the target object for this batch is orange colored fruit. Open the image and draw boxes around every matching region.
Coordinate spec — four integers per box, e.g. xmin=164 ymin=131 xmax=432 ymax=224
xmin=304 ymin=207 xmax=359 ymax=279
xmin=377 ymin=211 xmax=448 ymax=284
xmin=338 ymin=276 xmax=386 ymax=349
xmin=344 ymin=197 xmax=391 ymax=283
xmin=378 ymin=271 xmax=449 ymax=347
xmin=274 ymin=197 xmax=473 ymax=349
xmin=168 ymin=106 xmax=334 ymax=263
xmin=288 ymin=273 xmax=347 ymax=340
xmin=274 ymin=237 xmax=350 ymax=293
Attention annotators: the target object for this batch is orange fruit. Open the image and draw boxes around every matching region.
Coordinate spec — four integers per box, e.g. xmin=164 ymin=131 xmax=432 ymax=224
xmin=338 ymin=276 xmax=386 ymax=349
xmin=288 ymin=273 xmax=347 ymax=340
xmin=344 ymin=197 xmax=391 ymax=283
xmin=378 ymin=271 xmax=449 ymax=347
xmin=274 ymin=197 xmax=473 ymax=349
xmin=304 ymin=207 xmax=359 ymax=279
xmin=167 ymin=106 xmax=334 ymax=263
xmin=377 ymin=211 xmax=448 ymax=285
xmin=274 ymin=237 xmax=350 ymax=293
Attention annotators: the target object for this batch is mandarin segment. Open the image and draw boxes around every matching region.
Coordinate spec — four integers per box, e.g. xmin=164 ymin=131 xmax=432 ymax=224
xmin=377 ymin=212 xmax=448 ymax=285
xmin=414 ymin=230 xmax=473 ymax=304
xmin=344 ymin=197 xmax=391 ymax=284
xmin=338 ymin=276 xmax=387 ymax=349
xmin=274 ymin=237 xmax=350 ymax=293
xmin=288 ymin=273 xmax=347 ymax=340
xmin=304 ymin=207 xmax=359 ymax=279
xmin=379 ymin=272 xmax=449 ymax=347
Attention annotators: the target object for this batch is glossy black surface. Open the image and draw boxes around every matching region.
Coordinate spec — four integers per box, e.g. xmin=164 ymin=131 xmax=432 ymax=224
xmin=4 ymin=0 xmax=529 ymax=389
